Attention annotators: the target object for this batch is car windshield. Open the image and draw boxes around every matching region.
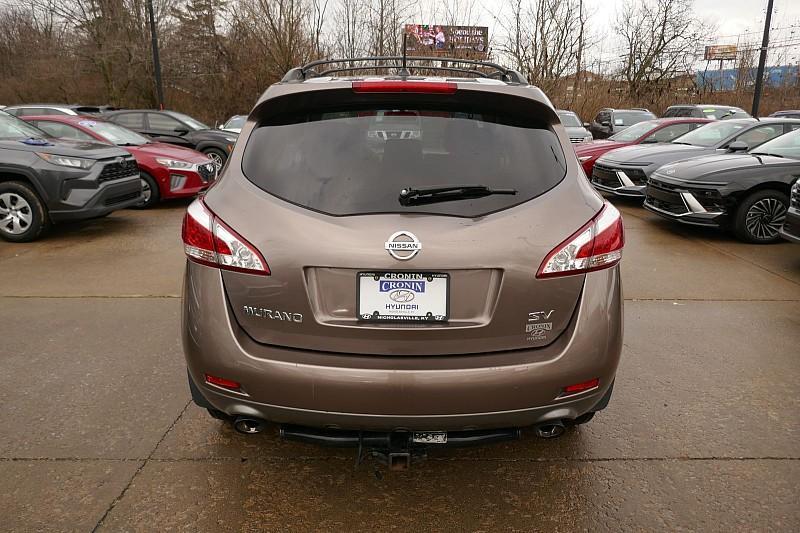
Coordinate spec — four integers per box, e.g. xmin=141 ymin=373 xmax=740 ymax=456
xmin=703 ymin=108 xmax=743 ymax=119
xmin=672 ymin=120 xmax=751 ymax=147
xmin=170 ymin=112 xmax=209 ymax=131
xmin=613 ymin=111 xmax=655 ymax=126
xmin=0 ymin=112 xmax=49 ymax=140
xmin=224 ymin=116 xmax=246 ymax=130
xmin=557 ymin=113 xmax=582 ymax=128
xmin=750 ymin=129 xmax=800 ymax=159
xmin=242 ymin=108 xmax=567 ymax=217
xmin=76 ymin=119 xmax=150 ymax=146
xmin=609 ymin=120 xmax=658 ymax=142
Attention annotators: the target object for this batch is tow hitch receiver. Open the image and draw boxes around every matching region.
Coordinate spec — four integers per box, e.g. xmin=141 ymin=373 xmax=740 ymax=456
xmin=279 ymin=425 xmax=521 ymax=470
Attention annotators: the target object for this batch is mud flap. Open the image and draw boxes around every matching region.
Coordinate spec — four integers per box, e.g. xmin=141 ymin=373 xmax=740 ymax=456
xmin=590 ymin=380 xmax=615 ymax=412
xmin=187 ymin=369 xmax=215 ymax=410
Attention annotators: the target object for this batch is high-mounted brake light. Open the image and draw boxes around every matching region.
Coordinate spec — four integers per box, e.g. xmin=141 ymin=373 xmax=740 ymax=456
xmin=182 ymin=199 xmax=270 ymax=275
xmin=537 ymin=202 xmax=624 ymax=279
xmin=352 ymin=81 xmax=457 ymax=94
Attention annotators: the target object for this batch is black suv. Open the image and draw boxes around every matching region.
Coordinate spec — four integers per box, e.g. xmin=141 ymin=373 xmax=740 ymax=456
xmin=662 ymin=104 xmax=749 ymax=120
xmin=105 ymin=110 xmax=237 ymax=168
xmin=0 ymin=111 xmax=142 ymax=242
xmin=588 ymin=108 xmax=656 ymax=139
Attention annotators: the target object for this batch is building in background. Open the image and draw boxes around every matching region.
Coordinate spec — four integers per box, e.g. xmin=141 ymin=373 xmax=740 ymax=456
xmin=697 ymin=65 xmax=800 ymax=91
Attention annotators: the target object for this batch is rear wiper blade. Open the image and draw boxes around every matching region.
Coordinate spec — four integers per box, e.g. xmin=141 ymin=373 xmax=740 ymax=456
xmin=399 ymin=185 xmax=517 ymax=206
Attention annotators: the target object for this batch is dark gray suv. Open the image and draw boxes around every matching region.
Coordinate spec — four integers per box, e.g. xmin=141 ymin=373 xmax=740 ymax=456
xmin=0 ymin=111 xmax=142 ymax=242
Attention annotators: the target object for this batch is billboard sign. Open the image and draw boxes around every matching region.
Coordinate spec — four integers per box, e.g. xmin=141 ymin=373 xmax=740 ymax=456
xmin=404 ymin=25 xmax=488 ymax=57
xmin=704 ymin=45 xmax=738 ymax=61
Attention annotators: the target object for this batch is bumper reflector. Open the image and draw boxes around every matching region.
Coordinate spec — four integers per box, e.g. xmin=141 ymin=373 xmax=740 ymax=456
xmin=563 ymin=378 xmax=600 ymax=395
xmin=204 ymin=373 xmax=241 ymax=391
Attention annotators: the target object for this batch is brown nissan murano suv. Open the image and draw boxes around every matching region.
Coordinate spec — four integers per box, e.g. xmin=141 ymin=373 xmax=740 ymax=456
xmin=181 ymin=58 xmax=624 ymax=456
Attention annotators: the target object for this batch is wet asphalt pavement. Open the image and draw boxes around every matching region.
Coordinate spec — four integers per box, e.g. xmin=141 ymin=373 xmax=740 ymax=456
xmin=0 ymin=199 xmax=798 ymax=532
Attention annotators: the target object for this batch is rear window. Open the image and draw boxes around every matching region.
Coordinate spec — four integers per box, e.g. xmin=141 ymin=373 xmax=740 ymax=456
xmin=557 ymin=112 xmax=582 ymax=127
xmin=242 ymin=108 xmax=567 ymax=217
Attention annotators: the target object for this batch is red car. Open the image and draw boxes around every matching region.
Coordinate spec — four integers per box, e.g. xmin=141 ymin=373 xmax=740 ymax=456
xmin=575 ymin=117 xmax=712 ymax=175
xmin=24 ymin=115 xmax=216 ymax=208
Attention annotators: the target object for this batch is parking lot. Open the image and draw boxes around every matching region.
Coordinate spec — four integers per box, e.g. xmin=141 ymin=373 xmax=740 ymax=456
xmin=0 ymin=198 xmax=798 ymax=532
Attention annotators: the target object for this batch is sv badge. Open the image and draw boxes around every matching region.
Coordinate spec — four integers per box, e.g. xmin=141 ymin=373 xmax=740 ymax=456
xmin=528 ymin=310 xmax=555 ymax=322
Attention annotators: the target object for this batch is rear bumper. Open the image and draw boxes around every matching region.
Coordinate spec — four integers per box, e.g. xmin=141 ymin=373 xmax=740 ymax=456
xmin=182 ymin=263 xmax=623 ymax=431
xmin=780 ymin=207 xmax=800 ymax=243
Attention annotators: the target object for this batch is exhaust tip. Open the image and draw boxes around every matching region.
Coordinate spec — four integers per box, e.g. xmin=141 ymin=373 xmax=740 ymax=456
xmin=233 ymin=417 xmax=265 ymax=435
xmin=533 ymin=420 xmax=566 ymax=439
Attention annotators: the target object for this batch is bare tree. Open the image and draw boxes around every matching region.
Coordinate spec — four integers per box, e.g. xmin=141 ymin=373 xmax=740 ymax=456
xmin=364 ymin=0 xmax=416 ymax=56
xmin=615 ymin=0 xmax=703 ymax=97
xmin=236 ymin=0 xmax=316 ymax=80
xmin=497 ymin=0 xmax=590 ymax=96
xmin=331 ymin=0 xmax=368 ymax=57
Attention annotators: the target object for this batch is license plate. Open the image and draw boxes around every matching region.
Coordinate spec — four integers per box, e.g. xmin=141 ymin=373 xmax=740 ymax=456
xmin=357 ymin=272 xmax=449 ymax=322
xmin=412 ymin=431 xmax=448 ymax=444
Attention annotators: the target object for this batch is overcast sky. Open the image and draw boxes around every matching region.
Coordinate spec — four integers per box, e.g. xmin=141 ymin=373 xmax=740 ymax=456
xmin=473 ymin=0 xmax=800 ymax=64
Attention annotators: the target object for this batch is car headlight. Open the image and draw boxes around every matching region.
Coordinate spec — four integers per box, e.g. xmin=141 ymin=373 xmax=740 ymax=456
xmin=578 ymin=156 xmax=593 ymax=163
xmin=155 ymin=158 xmax=194 ymax=170
xmin=583 ymin=135 xmax=593 ymax=142
xmin=36 ymin=153 xmax=95 ymax=169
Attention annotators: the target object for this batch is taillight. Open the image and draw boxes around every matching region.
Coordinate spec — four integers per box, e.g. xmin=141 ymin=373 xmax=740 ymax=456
xmin=537 ymin=202 xmax=624 ymax=279
xmin=352 ymin=81 xmax=457 ymax=94
xmin=181 ymin=199 xmax=270 ymax=275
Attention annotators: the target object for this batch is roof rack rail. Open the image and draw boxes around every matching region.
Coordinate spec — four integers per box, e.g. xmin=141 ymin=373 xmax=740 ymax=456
xmin=282 ymin=56 xmax=528 ymax=85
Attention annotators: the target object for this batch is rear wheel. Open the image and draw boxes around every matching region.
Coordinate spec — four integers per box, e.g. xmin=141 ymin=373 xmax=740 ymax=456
xmin=733 ymin=189 xmax=788 ymax=243
xmin=0 ymin=181 xmax=48 ymax=242
xmin=133 ymin=172 xmax=160 ymax=209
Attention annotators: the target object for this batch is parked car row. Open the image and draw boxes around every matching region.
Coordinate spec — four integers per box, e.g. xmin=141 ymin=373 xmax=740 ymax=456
xmin=0 ymin=106 xmax=224 ymax=241
xmin=568 ymin=112 xmax=800 ymax=244
xmin=25 ymin=115 xmax=217 ymax=208
xmin=3 ymin=104 xmax=241 ymax=169
xmin=0 ymin=112 xmax=143 ymax=242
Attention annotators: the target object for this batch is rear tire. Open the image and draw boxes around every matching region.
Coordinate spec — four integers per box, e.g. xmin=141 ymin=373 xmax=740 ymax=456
xmin=733 ymin=189 xmax=788 ymax=244
xmin=0 ymin=181 xmax=48 ymax=242
xmin=133 ymin=172 xmax=160 ymax=209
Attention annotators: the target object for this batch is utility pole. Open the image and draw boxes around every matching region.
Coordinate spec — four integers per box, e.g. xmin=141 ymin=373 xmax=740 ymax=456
xmin=146 ymin=0 xmax=165 ymax=110
xmin=752 ymin=0 xmax=774 ymax=117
